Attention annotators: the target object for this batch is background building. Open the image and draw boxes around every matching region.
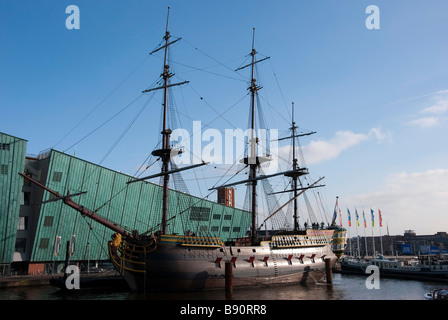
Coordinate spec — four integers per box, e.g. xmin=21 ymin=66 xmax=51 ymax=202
xmin=0 ymin=133 xmax=27 ymax=275
xmin=346 ymin=230 xmax=448 ymax=257
xmin=0 ymin=132 xmax=251 ymax=276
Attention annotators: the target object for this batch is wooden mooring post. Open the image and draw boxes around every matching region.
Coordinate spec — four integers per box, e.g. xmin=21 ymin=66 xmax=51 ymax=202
xmin=325 ymin=258 xmax=333 ymax=284
xmin=225 ymin=261 xmax=233 ymax=291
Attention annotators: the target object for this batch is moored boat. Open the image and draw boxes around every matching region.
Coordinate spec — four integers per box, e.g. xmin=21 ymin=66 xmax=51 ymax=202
xmin=424 ymin=288 xmax=448 ymax=300
xmin=340 ymin=255 xmax=448 ymax=283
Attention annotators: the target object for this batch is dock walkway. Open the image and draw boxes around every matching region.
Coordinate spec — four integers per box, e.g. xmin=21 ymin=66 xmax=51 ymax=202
xmin=0 ymin=270 xmax=125 ymax=289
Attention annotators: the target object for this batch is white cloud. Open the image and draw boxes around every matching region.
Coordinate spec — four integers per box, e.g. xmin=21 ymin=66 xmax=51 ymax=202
xmin=292 ymin=127 xmax=389 ymax=165
xmin=343 ymin=169 xmax=448 ymax=235
xmin=408 ymin=117 xmax=439 ymax=128
xmin=408 ymin=96 xmax=448 ymax=128
xmin=301 ymin=131 xmax=368 ymax=165
xmin=422 ymin=98 xmax=448 ymax=115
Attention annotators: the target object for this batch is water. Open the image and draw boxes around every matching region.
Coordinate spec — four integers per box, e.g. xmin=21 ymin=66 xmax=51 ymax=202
xmin=0 ymin=273 xmax=444 ymax=301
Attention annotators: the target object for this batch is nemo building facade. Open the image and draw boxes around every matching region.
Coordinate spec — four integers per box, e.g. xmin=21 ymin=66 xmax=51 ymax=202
xmin=0 ymin=132 xmax=250 ymax=276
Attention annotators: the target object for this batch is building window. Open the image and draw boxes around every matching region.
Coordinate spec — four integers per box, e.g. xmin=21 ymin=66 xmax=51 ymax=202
xmin=43 ymin=216 xmax=54 ymax=227
xmin=0 ymin=164 xmax=8 ymax=175
xmin=224 ymin=215 xmax=232 ymax=221
xmin=39 ymin=238 xmax=50 ymax=249
xmin=0 ymin=143 xmax=10 ymax=150
xmin=213 ymin=214 xmax=221 ymax=220
xmin=211 ymin=226 xmax=219 ymax=232
xmin=21 ymin=192 xmax=31 ymax=206
xmin=222 ymin=226 xmax=230 ymax=232
xmin=190 ymin=206 xmax=211 ymax=221
xmin=52 ymin=171 xmax=63 ymax=182
xmin=15 ymin=238 xmax=26 ymax=253
xmin=233 ymin=227 xmax=241 ymax=232
xmin=17 ymin=216 xmax=28 ymax=231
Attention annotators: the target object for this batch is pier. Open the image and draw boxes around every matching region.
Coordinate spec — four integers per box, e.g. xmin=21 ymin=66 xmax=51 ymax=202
xmin=0 ymin=270 xmax=126 ymax=290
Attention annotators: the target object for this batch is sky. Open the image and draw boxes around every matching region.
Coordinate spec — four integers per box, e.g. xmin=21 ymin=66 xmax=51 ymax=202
xmin=1 ymin=1 xmax=448 ymax=237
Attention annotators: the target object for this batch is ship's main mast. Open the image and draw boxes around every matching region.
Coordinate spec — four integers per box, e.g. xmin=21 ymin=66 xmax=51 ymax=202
xmin=159 ymin=7 xmax=172 ymax=235
xmin=137 ymin=7 xmax=205 ymax=235
xmin=248 ymin=29 xmax=261 ymax=244
xmin=238 ymin=29 xmax=270 ymax=244
xmin=291 ymin=103 xmax=299 ymax=231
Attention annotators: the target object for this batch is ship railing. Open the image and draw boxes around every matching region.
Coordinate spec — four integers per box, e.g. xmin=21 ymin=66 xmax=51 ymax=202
xmin=108 ymin=240 xmax=156 ymax=274
xmin=181 ymin=235 xmax=224 ymax=248
xmin=271 ymin=234 xmax=332 ymax=248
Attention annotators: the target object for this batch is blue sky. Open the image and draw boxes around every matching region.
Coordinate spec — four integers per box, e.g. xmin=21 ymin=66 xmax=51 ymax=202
xmin=2 ymin=1 xmax=448 ymax=236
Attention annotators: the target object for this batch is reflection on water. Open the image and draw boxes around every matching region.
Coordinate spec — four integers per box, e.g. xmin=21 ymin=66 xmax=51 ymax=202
xmin=0 ymin=273 xmax=445 ymax=300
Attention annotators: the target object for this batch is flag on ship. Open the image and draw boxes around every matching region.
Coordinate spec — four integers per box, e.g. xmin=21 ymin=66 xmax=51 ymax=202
xmin=332 ymin=197 xmax=339 ymax=225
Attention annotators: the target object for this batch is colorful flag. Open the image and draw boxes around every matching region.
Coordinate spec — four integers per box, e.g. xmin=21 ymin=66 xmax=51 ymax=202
xmin=347 ymin=209 xmax=351 ymax=227
xmin=362 ymin=210 xmax=367 ymax=228
xmin=379 ymin=209 xmax=383 ymax=227
xmin=332 ymin=197 xmax=338 ymax=225
xmin=370 ymin=209 xmax=375 ymax=227
xmin=355 ymin=209 xmax=360 ymax=226
xmin=339 ymin=209 xmax=342 ymax=227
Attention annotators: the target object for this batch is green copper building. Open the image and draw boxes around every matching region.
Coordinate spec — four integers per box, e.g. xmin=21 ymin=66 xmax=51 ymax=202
xmin=0 ymin=132 xmax=250 ymax=275
xmin=0 ymin=133 xmax=27 ymax=275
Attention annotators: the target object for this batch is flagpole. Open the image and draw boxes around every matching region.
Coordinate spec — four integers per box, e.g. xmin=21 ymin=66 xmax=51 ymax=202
xmin=356 ymin=209 xmax=360 ymax=258
xmin=347 ymin=208 xmax=352 ymax=257
xmin=379 ymin=219 xmax=383 ymax=255
xmin=379 ymin=209 xmax=384 ymax=255
xmin=371 ymin=209 xmax=376 ymax=258
xmin=363 ymin=210 xmax=368 ymax=257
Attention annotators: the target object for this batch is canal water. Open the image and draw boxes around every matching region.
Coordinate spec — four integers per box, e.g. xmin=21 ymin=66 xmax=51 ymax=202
xmin=0 ymin=273 xmax=444 ymax=300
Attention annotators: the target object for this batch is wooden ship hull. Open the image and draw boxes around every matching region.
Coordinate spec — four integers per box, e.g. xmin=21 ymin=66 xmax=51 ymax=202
xmin=108 ymin=230 xmax=336 ymax=291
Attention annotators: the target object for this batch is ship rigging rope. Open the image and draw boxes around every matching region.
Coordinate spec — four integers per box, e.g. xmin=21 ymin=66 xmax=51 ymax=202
xmin=53 ymin=54 xmax=151 ymax=150
xmin=150 ymin=35 xmax=247 ymax=83
xmin=80 ymin=215 xmax=115 ymax=257
xmin=180 ymin=37 xmax=248 ymax=82
xmin=62 ymin=92 xmax=146 ymax=155
xmin=268 ymin=60 xmax=290 ymax=120
xmin=76 ymin=91 xmax=156 ymax=191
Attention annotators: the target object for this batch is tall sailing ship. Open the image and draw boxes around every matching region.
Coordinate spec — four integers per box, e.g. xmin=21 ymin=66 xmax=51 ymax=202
xmin=21 ymin=8 xmax=339 ymax=292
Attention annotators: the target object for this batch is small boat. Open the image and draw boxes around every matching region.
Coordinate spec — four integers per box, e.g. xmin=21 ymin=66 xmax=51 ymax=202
xmin=424 ymin=288 xmax=448 ymax=300
xmin=341 ymin=255 xmax=448 ymax=283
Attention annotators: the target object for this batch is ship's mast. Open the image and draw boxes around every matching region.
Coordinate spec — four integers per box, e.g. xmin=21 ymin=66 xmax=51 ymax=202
xmin=138 ymin=7 xmax=205 ymax=235
xmin=291 ymin=102 xmax=299 ymax=231
xmin=20 ymin=8 xmax=208 ymax=240
xmin=127 ymin=7 xmax=208 ymax=235
xmin=282 ymin=103 xmax=319 ymax=231
xmin=233 ymin=29 xmax=270 ymax=243
xmin=210 ymin=30 xmax=317 ymax=240
xmin=160 ymin=7 xmax=172 ymax=235
xmin=269 ymin=103 xmax=321 ymax=231
xmin=248 ymin=28 xmax=259 ymax=244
